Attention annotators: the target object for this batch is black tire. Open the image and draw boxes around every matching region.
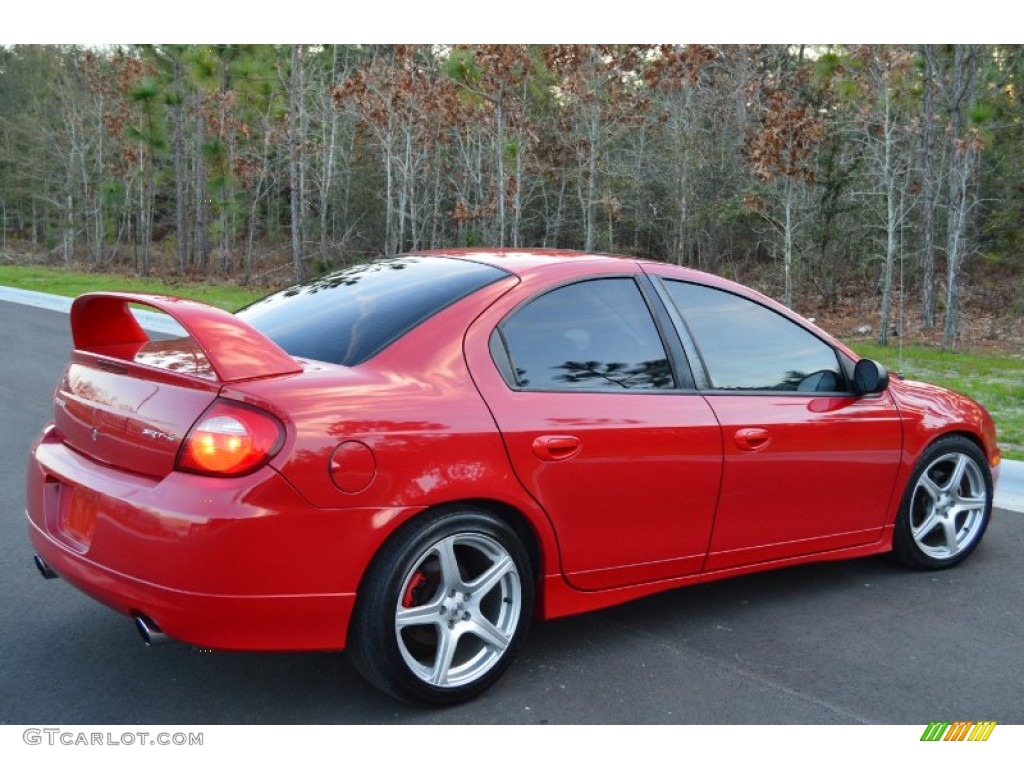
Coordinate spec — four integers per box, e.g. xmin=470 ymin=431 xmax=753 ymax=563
xmin=891 ymin=435 xmax=993 ymax=570
xmin=347 ymin=506 xmax=534 ymax=706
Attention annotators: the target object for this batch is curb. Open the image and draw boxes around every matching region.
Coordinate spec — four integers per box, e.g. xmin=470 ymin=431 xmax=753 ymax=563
xmin=2 ymin=285 xmax=186 ymax=336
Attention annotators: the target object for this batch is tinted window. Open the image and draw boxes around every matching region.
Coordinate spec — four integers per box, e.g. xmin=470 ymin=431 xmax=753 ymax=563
xmin=664 ymin=281 xmax=845 ymax=392
xmin=237 ymin=257 xmax=509 ymax=366
xmin=498 ymin=278 xmax=674 ymax=391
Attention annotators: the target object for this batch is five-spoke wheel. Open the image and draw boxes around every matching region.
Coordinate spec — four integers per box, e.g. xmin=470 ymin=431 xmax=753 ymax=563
xmin=395 ymin=531 xmax=522 ymax=688
xmin=893 ymin=436 xmax=993 ymax=569
xmin=348 ymin=507 xmax=533 ymax=705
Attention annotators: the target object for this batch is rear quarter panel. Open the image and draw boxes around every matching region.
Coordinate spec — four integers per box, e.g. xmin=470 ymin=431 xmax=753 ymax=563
xmin=224 ymin=277 xmax=564 ymax=596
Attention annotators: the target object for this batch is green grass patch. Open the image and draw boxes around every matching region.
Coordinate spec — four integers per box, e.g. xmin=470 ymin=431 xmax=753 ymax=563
xmin=848 ymin=341 xmax=1024 ymax=461
xmin=0 ymin=265 xmax=264 ymax=311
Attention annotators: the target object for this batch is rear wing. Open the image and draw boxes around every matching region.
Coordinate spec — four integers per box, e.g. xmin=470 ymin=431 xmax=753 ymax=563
xmin=70 ymin=292 xmax=302 ymax=383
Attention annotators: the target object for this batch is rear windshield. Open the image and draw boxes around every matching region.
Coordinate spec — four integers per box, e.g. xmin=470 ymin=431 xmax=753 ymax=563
xmin=236 ymin=256 xmax=510 ymax=366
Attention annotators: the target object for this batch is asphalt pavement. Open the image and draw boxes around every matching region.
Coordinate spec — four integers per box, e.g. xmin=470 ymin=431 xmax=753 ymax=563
xmin=1 ymin=297 xmax=1022 ymax=725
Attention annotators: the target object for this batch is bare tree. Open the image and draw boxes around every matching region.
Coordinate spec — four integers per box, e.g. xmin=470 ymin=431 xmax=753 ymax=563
xmin=942 ymin=45 xmax=979 ymax=349
xmin=846 ymin=47 xmax=916 ymax=346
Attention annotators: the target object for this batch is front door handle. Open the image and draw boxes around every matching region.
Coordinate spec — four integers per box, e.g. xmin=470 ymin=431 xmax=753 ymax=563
xmin=532 ymin=435 xmax=582 ymax=461
xmin=734 ymin=427 xmax=771 ymax=452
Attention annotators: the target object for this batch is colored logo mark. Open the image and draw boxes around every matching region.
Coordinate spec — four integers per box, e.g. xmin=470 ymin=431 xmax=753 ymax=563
xmin=920 ymin=721 xmax=996 ymax=742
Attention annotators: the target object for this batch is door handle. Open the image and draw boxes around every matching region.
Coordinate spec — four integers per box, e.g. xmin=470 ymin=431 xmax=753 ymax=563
xmin=734 ymin=427 xmax=771 ymax=452
xmin=532 ymin=435 xmax=582 ymax=461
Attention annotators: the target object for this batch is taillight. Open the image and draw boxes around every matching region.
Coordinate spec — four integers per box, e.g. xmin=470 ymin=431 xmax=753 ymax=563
xmin=177 ymin=400 xmax=284 ymax=476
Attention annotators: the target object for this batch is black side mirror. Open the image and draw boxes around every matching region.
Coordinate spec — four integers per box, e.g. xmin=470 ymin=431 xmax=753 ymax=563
xmin=853 ymin=358 xmax=890 ymax=395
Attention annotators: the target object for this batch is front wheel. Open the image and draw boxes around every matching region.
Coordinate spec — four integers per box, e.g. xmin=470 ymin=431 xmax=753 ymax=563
xmin=348 ymin=507 xmax=534 ymax=705
xmin=891 ymin=436 xmax=993 ymax=570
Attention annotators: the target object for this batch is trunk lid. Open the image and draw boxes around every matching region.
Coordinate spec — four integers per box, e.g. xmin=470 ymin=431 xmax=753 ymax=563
xmin=54 ymin=292 xmax=301 ymax=478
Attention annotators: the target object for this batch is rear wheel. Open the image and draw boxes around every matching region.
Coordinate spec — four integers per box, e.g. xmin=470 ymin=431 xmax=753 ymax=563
xmin=892 ymin=436 xmax=992 ymax=569
xmin=348 ymin=507 xmax=533 ymax=705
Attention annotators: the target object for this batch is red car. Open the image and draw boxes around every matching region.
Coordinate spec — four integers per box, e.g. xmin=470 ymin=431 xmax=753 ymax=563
xmin=26 ymin=249 xmax=999 ymax=705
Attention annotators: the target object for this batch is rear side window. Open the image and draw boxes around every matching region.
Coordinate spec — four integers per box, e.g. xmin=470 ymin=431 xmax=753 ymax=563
xmin=497 ymin=278 xmax=675 ymax=391
xmin=237 ymin=256 xmax=509 ymax=366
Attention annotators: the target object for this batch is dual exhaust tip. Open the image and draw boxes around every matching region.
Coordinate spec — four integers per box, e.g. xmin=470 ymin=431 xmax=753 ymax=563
xmin=33 ymin=554 xmax=58 ymax=580
xmin=134 ymin=615 xmax=170 ymax=646
xmin=34 ymin=553 xmax=169 ymax=647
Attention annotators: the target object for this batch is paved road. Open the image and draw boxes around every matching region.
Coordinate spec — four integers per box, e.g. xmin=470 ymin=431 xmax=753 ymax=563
xmin=2 ymin=300 xmax=1022 ymax=725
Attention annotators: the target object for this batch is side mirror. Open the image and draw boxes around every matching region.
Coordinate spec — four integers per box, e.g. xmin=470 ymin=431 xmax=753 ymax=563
xmin=853 ymin=358 xmax=890 ymax=395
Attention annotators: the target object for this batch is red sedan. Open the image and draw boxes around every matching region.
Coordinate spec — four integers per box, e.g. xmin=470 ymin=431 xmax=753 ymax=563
xmin=26 ymin=249 xmax=999 ymax=705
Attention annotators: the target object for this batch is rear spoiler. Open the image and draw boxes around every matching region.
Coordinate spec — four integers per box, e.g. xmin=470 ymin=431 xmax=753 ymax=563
xmin=70 ymin=292 xmax=302 ymax=383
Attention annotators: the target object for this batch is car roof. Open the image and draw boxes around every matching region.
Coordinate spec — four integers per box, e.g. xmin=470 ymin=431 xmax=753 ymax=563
xmin=408 ymin=248 xmax=645 ymax=277
xmin=408 ymin=247 xmax=745 ymax=292
xmin=407 ymin=249 xmax=855 ymax=358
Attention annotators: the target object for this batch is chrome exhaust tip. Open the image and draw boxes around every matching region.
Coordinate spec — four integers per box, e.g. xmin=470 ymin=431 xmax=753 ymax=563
xmin=134 ymin=615 xmax=169 ymax=646
xmin=33 ymin=554 xmax=59 ymax=580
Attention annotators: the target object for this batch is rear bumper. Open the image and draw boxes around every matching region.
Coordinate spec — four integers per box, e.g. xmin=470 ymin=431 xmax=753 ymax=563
xmin=25 ymin=424 xmax=405 ymax=651
xmin=29 ymin=518 xmax=354 ymax=650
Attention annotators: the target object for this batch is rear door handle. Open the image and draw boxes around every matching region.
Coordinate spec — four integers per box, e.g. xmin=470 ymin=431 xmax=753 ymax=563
xmin=734 ymin=427 xmax=771 ymax=452
xmin=532 ymin=435 xmax=582 ymax=461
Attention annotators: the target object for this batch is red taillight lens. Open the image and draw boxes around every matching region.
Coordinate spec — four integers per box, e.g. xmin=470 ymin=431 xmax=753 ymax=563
xmin=177 ymin=400 xmax=284 ymax=476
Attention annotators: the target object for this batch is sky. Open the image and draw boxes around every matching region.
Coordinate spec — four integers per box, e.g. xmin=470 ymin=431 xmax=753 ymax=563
xmin=4 ymin=1 xmax=1021 ymax=45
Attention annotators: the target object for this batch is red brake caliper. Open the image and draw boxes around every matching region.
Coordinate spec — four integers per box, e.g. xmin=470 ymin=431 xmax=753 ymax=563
xmin=401 ymin=571 xmax=428 ymax=608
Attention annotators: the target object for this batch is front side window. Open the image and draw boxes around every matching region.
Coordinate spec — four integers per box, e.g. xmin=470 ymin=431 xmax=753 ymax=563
xmin=497 ymin=278 xmax=674 ymax=391
xmin=663 ymin=280 xmax=846 ymax=393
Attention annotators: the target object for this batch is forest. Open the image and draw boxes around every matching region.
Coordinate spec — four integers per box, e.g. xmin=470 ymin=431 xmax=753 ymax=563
xmin=0 ymin=44 xmax=1022 ymax=348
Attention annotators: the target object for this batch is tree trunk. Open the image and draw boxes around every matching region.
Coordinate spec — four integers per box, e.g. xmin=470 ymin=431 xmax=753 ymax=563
xmin=298 ymin=47 xmax=309 ymax=269
xmin=138 ymin=153 xmax=151 ymax=276
xmin=942 ymin=45 xmax=978 ymax=350
xmin=495 ymin=94 xmax=506 ymax=247
xmin=193 ymin=89 xmax=208 ymax=271
xmin=288 ymin=45 xmax=305 ymax=280
xmin=397 ymin=127 xmax=410 ymax=251
xmin=319 ymin=46 xmax=340 ymax=264
xmin=512 ymin=138 xmax=523 ymax=248
xmin=919 ymin=45 xmax=939 ymax=328
xmin=584 ymin=102 xmax=599 ymax=252
xmin=63 ymin=192 xmax=73 ymax=264
xmin=92 ymin=91 xmax=106 ymax=265
xmin=172 ymin=57 xmax=188 ymax=272
xmin=878 ymin=84 xmax=899 ymax=347
xmin=384 ymin=136 xmax=395 ymax=255
xmin=782 ymin=180 xmax=794 ymax=308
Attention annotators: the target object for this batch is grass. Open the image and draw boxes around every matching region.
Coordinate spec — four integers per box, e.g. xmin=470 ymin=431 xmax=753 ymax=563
xmin=0 ymin=265 xmax=264 ymax=311
xmin=848 ymin=341 xmax=1024 ymax=461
